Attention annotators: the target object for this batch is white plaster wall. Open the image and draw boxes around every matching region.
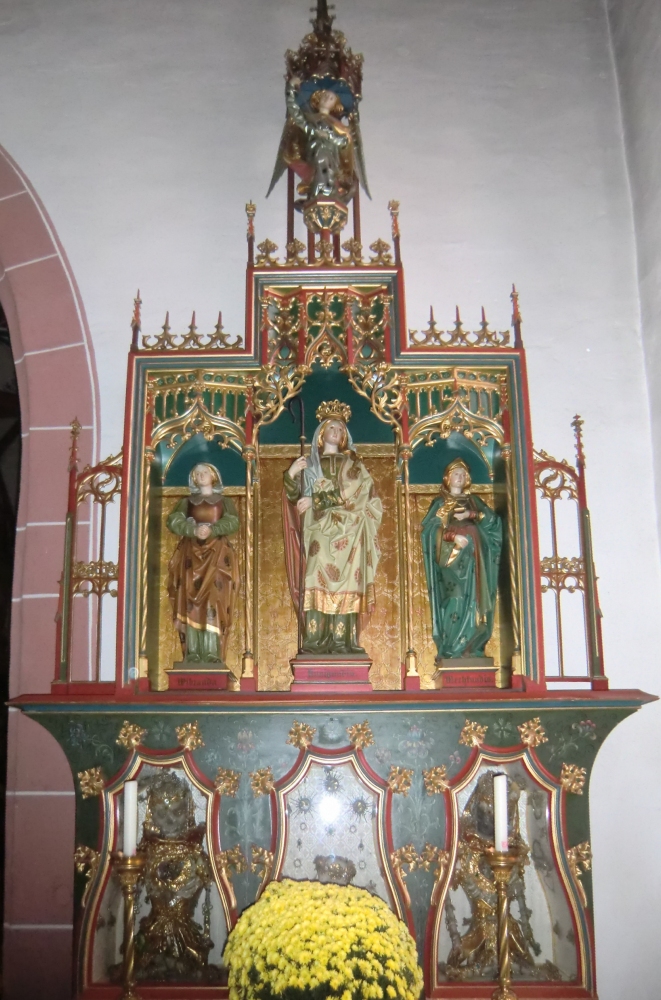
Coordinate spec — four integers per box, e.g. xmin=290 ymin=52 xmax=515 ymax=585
xmin=0 ymin=0 xmax=658 ymax=995
xmin=607 ymin=0 xmax=661 ymax=517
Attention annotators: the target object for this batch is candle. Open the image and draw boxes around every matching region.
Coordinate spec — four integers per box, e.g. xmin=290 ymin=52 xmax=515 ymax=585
xmin=123 ymin=780 xmax=138 ymax=857
xmin=493 ymin=773 xmax=509 ymax=852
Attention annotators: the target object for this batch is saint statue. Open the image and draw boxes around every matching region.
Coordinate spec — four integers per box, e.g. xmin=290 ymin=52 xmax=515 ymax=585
xmin=134 ymin=770 xmax=221 ymax=982
xmin=283 ymin=401 xmax=382 ymax=655
xmin=267 ymin=77 xmax=369 ymax=207
xmin=166 ymin=463 xmax=239 ymax=665
xmin=421 ymin=459 xmax=502 ymax=662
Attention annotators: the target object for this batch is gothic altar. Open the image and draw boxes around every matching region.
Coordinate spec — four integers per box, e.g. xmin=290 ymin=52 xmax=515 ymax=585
xmin=11 ymin=3 xmax=653 ymax=998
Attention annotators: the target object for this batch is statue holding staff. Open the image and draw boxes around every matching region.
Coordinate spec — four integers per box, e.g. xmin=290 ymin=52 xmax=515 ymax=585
xmin=282 ymin=401 xmax=382 ymax=655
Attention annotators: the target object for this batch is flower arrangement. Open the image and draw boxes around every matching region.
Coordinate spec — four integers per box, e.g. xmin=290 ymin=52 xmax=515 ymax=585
xmin=224 ymin=879 xmax=423 ymax=1000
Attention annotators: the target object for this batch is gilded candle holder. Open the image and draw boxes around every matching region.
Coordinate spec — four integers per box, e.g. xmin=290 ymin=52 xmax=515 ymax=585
xmin=484 ymin=848 xmax=524 ymax=1000
xmin=111 ymin=851 xmax=146 ymax=1000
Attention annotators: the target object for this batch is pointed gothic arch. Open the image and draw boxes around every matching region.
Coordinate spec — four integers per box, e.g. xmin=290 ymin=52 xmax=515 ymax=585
xmin=0 ymin=144 xmax=99 ymax=999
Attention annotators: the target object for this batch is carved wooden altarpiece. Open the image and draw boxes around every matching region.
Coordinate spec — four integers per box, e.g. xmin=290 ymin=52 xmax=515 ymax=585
xmin=11 ymin=3 xmax=654 ymax=999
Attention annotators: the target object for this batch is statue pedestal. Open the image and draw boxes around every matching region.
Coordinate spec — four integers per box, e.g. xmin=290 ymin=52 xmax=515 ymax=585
xmin=289 ymin=654 xmax=373 ymax=693
xmin=168 ymin=663 xmax=231 ymax=691
xmin=433 ymin=656 xmax=504 ymax=690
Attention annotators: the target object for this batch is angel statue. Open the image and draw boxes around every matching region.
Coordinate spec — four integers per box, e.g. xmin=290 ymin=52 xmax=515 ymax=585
xmin=282 ymin=400 xmax=382 ymax=655
xmin=421 ymin=459 xmax=502 ymax=662
xmin=267 ymin=76 xmax=370 ymax=208
xmin=166 ymin=462 xmax=239 ymax=666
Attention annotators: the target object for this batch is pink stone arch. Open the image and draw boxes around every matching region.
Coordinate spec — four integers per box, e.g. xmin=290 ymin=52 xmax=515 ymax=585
xmin=0 ymin=145 xmax=100 ymax=999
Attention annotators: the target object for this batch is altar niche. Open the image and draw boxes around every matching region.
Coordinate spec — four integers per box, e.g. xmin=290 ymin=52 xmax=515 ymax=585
xmin=147 ymin=434 xmax=247 ymax=692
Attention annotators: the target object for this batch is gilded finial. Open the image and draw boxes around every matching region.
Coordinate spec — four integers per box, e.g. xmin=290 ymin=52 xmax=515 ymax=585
xmin=311 ymin=0 xmax=335 ymax=36
xmin=316 ymin=399 xmax=351 ymax=423
xmin=388 ymin=200 xmax=400 ymax=239
xmin=572 ymin=414 xmax=585 ymax=468
xmin=69 ymin=418 xmax=82 ymax=470
xmin=131 ymin=289 xmax=142 ymax=340
xmin=511 ymin=284 xmax=521 ymax=322
xmin=511 ymin=284 xmax=523 ymax=347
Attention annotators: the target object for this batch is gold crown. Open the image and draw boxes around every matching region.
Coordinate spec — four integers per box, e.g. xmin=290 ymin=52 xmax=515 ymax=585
xmin=316 ymin=400 xmax=351 ymax=423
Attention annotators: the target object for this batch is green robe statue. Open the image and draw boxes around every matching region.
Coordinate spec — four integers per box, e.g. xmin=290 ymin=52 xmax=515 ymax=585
xmin=421 ymin=468 xmax=502 ymax=661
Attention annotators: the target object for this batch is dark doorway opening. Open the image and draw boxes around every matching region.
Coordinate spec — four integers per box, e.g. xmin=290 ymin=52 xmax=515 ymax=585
xmin=0 ymin=300 xmax=22 ymax=986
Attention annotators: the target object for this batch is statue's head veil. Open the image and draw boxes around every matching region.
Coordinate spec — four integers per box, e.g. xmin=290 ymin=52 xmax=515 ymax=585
xmin=189 ymin=463 xmax=223 ymax=493
xmin=302 ymin=420 xmax=354 ymax=496
xmin=442 ymin=458 xmax=471 ymax=491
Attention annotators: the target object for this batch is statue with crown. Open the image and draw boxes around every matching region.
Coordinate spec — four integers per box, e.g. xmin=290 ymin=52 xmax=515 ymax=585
xmin=283 ymin=401 xmax=382 ymax=661
xmin=267 ymin=0 xmax=369 ymax=236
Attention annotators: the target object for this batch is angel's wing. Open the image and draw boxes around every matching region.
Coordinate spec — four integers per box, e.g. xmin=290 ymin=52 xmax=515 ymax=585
xmin=348 ymin=111 xmax=371 ymax=200
xmin=266 ymin=118 xmax=303 ymax=198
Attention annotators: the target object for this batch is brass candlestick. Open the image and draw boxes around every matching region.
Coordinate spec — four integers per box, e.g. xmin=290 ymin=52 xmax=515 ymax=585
xmin=485 ymin=849 xmax=521 ymax=1000
xmin=111 ymin=851 xmax=145 ymax=1000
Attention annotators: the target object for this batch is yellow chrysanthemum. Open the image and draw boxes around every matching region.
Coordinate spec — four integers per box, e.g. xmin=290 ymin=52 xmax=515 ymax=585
xmin=224 ymin=880 xmax=423 ymax=1000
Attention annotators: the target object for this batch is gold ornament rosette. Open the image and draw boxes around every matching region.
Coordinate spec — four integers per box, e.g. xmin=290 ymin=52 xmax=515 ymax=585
xmin=76 ymin=746 xmax=236 ymax=994
xmin=427 ymin=744 xmax=593 ymax=993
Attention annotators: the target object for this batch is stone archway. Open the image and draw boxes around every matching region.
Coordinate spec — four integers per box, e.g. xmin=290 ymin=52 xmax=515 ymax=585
xmin=0 ymin=144 xmax=99 ymax=999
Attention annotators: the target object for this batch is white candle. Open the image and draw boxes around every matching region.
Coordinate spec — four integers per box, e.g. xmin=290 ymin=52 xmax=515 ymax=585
xmin=123 ymin=780 xmax=138 ymax=857
xmin=493 ymin=773 xmax=509 ymax=852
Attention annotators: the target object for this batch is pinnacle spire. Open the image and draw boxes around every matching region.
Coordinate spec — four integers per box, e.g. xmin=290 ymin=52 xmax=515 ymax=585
xmin=311 ymin=0 xmax=335 ymax=36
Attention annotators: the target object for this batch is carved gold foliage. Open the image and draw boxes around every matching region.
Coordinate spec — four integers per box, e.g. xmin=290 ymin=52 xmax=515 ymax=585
xmin=342 ymin=238 xmax=363 ymax=265
xmin=317 ymin=239 xmax=334 ymax=266
xmin=517 ymin=717 xmax=548 ymax=748
xmin=567 ymin=841 xmax=592 ymax=907
xmin=459 ymin=720 xmax=488 ymax=748
xmin=216 ymin=845 xmax=249 ymax=878
xmin=72 ymin=560 xmax=119 ymax=598
xmin=251 ymin=844 xmax=274 ymax=889
xmin=540 ymin=556 xmax=585 ymax=594
xmin=285 ymin=239 xmax=306 ymax=266
xmin=388 ymin=765 xmax=414 ymax=795
xmin=176 ymin=721 xmax=204 ymax=751
xmin=74 ymin=845 xmax=101 ymax=906
xmin=534 ymin=457 xmax=579 ymax=502
xmin=116 ymin=721 xmax=147 ymax=750
xmin=369 ymin=238 xmax=393 ymax=265
xmin=215 ymin=768 xmax=241 ymax=797
xmin=256 ymin=239 xmax=279 ymax=266
xmin=560 ymin=762 xmax=587 ymax=795
xmin=418 ymin=843 xmax=451 ymax=881
xmin=347 ymin=721 xmax=375 ymax=749
xmin=390 ymin=844 xmax=418 ymax=875
xmin=286 ymin=721 xmax=316 ymax=750
xmin=78 ymin=766 xmax=105 ymax=799
xmin=250 ymin=767 xmax=275 ymax=796
xmin=422 ymin=765 xmax=450 ymax=794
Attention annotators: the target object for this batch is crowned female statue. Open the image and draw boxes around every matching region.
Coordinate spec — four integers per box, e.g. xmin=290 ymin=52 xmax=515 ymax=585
xmin=282 ymin=401 xmax=382 ymax=655
xmin=421 ymin=459 xmax=502 ymax=662
xmin=166 ymin=462 xmax=239 ymax=665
